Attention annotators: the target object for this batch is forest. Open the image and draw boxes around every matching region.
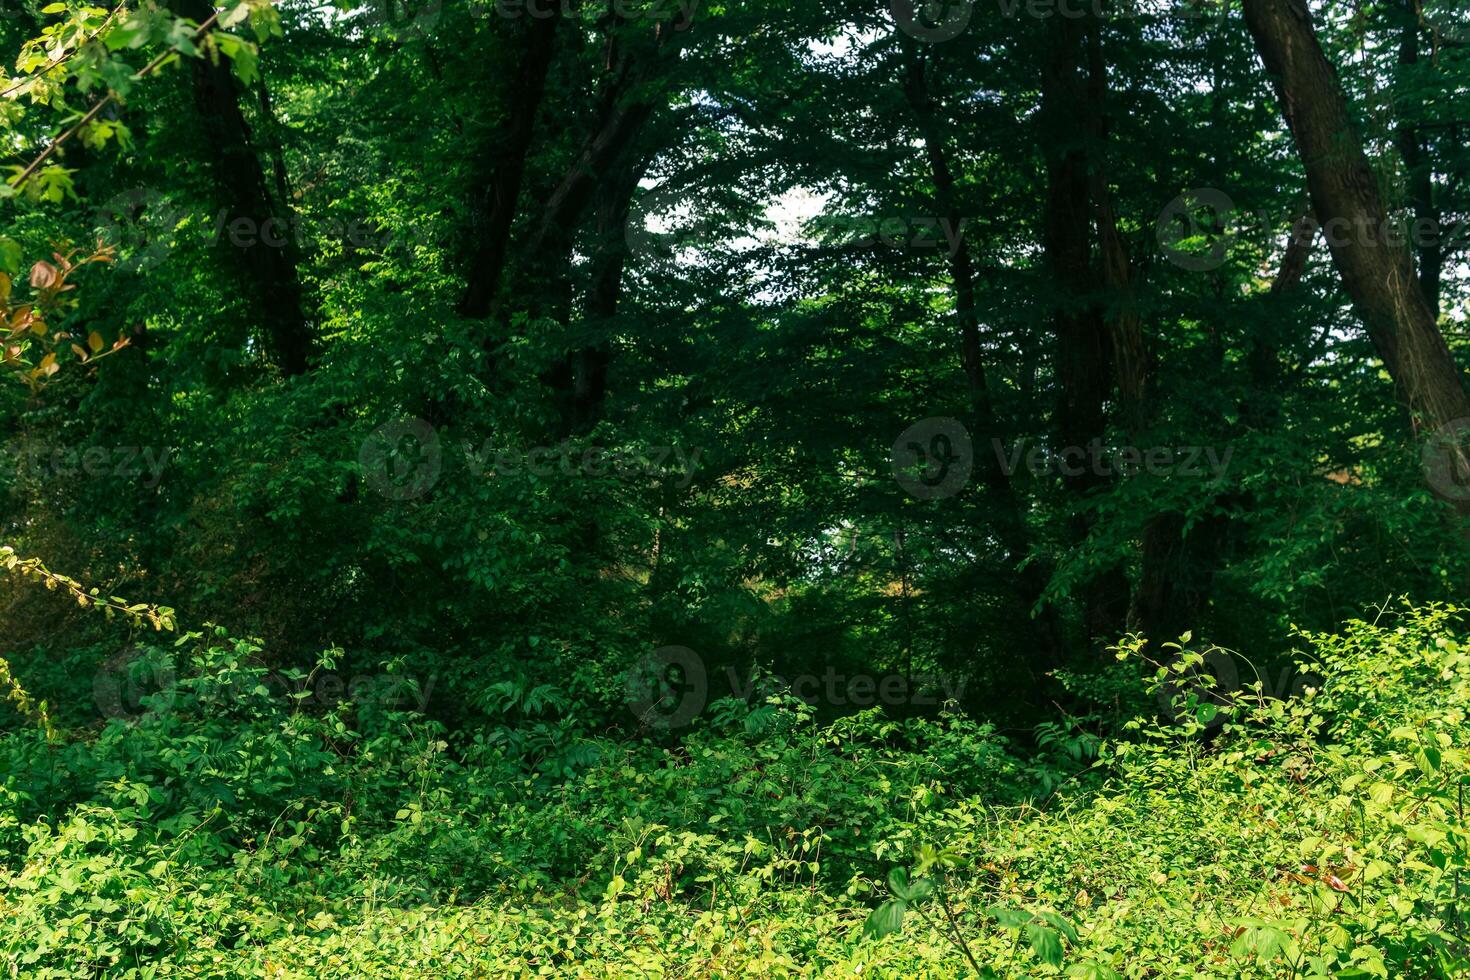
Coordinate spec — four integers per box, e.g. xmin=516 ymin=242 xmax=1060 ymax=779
xmin=0 ymin=0 xmax=1469 ymax=975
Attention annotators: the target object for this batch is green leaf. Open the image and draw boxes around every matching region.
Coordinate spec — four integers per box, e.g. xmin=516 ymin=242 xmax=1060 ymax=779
xmin=1027 ymin=923 xmax=1064 ymax=968
xmin=989 ymin=906 xmax=1031 ymax=930
xmin=1037 ymin=910 xmax=1080 ymax=944
xmin=863 ymin=899 xmax=907 ymax=939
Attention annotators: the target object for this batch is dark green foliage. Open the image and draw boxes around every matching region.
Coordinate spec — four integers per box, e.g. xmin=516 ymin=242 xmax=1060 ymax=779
xmin=0 ymin=0 xmax=1468 ymax=975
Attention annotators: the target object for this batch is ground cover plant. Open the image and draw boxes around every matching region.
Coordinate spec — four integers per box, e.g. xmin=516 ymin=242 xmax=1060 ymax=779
xmin=1 ymin=0 xmax=1469 ymax=975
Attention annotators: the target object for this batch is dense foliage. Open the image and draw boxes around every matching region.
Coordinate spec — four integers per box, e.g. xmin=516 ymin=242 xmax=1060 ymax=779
xmin=0 ymin=0 xmax=1467 ymax=975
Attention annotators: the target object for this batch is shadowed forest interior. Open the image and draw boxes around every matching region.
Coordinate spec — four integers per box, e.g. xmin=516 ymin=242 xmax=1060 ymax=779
xmin=2 ymin=0 xmax=1470 ymax=975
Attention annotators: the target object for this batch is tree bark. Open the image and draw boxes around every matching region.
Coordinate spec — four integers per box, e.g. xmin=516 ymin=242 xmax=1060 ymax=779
xmin=558 ymin=150 xmax=647 ymax=434
xmin=173 ymin=0 xmax=313 ymax=375
xmin=457 ymin=14 xmax=561 ymax=319
xmin=523 ymin=16 xmax=692 ymax=272
xmin=1039 ymin=19 xmax=1133 ymax=648
xmin=1242 ymin=0 xmax=1470 ymax=454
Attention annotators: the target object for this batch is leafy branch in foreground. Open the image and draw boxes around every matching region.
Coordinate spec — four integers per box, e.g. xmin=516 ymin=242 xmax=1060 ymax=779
xmin=0 ymin=243 xmax=125 ymax=391
xmin=864 ymin=843 xmax=1080 ymax=976
xmin=5 ymin=0 xmax=282 ymax=197
xmin=0 ymin=546 xmax=175 ymax=739
xmin=0 ymin=654 xmax=55 ymax=741
xmin=1 ymin=546 xmax=176 ymax=632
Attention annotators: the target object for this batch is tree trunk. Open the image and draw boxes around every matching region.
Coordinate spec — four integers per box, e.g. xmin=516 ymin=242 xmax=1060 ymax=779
xmin=1242 ymin=0 xmax=1470 ymax=457
xmin=1039 ymin=19 xmax=1133 ymax=648
xmin=522 ymin=15 xmax=691 ymax=271
xmin=173 ymin=0 xmax=313 ymax=375
xmin=457 ymin=15 xmax=560 ymax=319
xmin=559 ymin=150 xmax=647 ymax=434
xmin=903 ymin=47 xmax=1065 ymax=671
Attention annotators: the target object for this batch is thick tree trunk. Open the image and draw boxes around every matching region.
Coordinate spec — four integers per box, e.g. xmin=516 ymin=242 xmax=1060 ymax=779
xmin=1242 ymin=0 xmax=1470 ymax=452
xmin=1038 ymin=20 xmax=1133 ymax=648
xmin=523 ymin=16 xmax=691 ymax=270
xmin=173 ymin=0 xmax=312 ymax=375
xmin=457 ymin=15 xmax=560 ymax=319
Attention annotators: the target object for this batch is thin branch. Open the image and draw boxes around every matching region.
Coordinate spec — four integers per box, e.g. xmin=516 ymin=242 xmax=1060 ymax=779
xmin=0 ymin=3 xmax=126 ymax=102
xmin=11 ymin=6 xmax=225 ymax=191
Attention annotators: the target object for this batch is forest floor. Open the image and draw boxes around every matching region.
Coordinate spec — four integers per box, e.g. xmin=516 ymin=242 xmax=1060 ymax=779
xmin=2 ymin=603 xmax=1467 ymax=977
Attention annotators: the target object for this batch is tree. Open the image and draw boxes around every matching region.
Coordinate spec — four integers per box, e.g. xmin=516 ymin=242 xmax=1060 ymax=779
xmin=1243 ymin=0 xmax=1470 ymax=500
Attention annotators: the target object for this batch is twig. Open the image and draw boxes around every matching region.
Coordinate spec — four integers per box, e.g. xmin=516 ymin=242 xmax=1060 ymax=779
xmin=11 ymin=6 xmax=225 ymax=191
xmin=0 ymin=4 xmax=126 ymax=102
